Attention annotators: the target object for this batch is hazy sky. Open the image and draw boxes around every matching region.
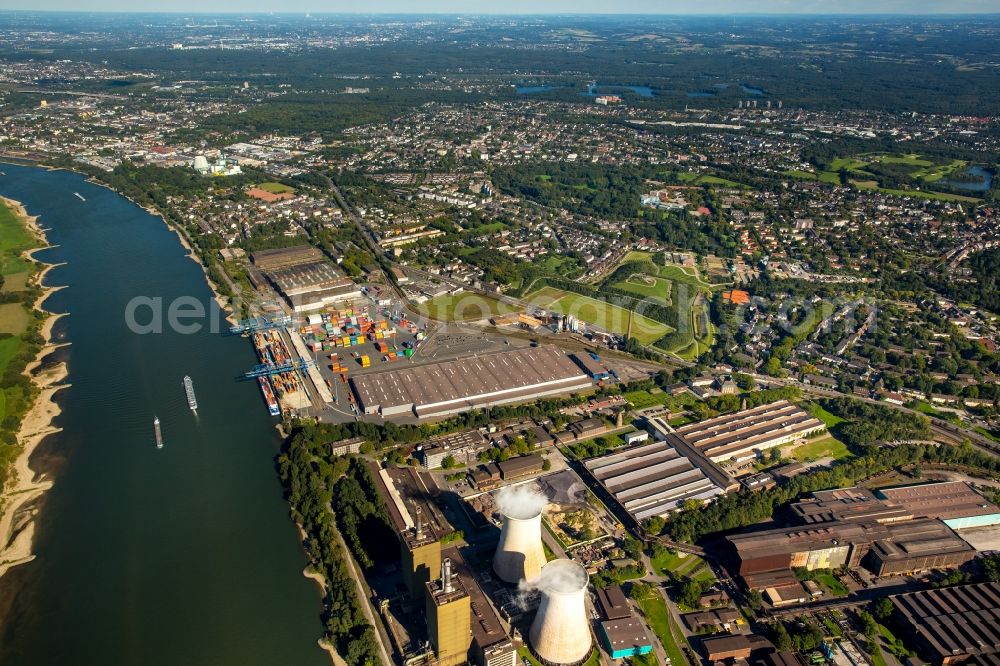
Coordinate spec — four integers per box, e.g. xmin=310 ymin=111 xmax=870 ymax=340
xmin=2 ymin=1 xmax=998 ymax=14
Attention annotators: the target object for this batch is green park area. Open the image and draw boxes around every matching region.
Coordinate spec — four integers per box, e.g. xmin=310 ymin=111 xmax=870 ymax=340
xmin=787 ymin=153 xmax=984 ymax=203
xmin=0 ymin=201 xmax=38 ymax=280
xmin=791 ymin=435 xmax=850 ymax=463
xmin=605 ymin=251 xmax=717 ymax=359
xmin=0 ymin=201 xmax=40 ymax=375
xmin=817 ymin=572 xmax=849 ymax=596
xmin=808 ymin=402 xmax=845 ymax=429
xmin=851 ymin=180 xmax=980 ymax=203
xmin=255 ymin=181 xmax=296 ymax=194
xmin=525 ymin=285 xmax=672 ymax=345
xmin=614 ymin=273 xmax=673 ymax=305
xmin=417 ymin=293 xmax=519 ymax=321
xmin=790 ymin=404 xmax=851 ymax=463
xmin=666 ymin=170 xmax=744 ymax=188
xmin=650 ymin=548 xmax=716 ymax=586
xmin=0 ymin=302 xmax=30 ymax=336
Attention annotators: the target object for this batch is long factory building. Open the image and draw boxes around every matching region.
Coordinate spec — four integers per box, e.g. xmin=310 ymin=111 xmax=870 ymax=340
xmin=890 ymin=582 xmax=1000 ymax=665
xmin=673 ymin=400 xmax=825 ymax=464
xmin=585 ymin=429 xmax=736 ymax=522
xmin=729 ymin=485 xmax=986 ymax=591
xmin=349 ymin=346 xmax=593 ymax=419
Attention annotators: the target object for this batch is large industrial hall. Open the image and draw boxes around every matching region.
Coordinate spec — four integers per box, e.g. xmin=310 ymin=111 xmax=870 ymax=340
xmin=349 ymin=346 xmax=593 ymax=418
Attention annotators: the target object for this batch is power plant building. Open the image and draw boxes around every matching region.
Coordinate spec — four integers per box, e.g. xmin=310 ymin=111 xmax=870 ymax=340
xmin=889 ymin=582 xmax=1000 ymax=665
xmin=349 ymin=346 xmax=593 ymax=419
xmin=370 ymin=462 xmax=517 ymax=666
xmin=443 ymin=546 xmax=518 ymax=666
xmin=426 ymin=559 xmax=472 ymax=666
xmin=673 ymin=400 xmax=825 ymax=464
xmin=402 ymin=524 xmax=442 ymax=599
xmin=369 ymin=463 xmax=448 ymax=598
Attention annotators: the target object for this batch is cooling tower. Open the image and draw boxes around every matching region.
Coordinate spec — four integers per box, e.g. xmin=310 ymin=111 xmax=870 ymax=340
xmin=493 ymin=511 xmax=547 ymax=584
xmin=529 ymin=559 xmax=592 ymax=666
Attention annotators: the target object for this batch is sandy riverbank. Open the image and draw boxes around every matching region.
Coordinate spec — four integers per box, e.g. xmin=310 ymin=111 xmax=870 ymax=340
xmin=295 ymin=523 xmax=350 ymax=666
xmin=0 ymin=196 xmax=69 ymax=579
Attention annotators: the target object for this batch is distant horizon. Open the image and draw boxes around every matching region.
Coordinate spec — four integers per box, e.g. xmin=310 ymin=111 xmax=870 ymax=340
xmin=3 ymin=10 xmax=1000 ymax=15
xmin=1 ymin=1 xmax=998 ymax=16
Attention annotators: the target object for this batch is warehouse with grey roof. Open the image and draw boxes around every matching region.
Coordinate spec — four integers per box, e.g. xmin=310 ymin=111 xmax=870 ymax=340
xmin=349 ymin=346 xmax=593 ymax=419
xmin=584 ymin=434 xmax=730 ymax=522
xmin=673 ymin=400 xmax=825 ymax=464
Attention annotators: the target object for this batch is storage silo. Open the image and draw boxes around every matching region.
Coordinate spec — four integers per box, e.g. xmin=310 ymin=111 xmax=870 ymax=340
xmin=529 ymin=559 xmax=592 ymax=665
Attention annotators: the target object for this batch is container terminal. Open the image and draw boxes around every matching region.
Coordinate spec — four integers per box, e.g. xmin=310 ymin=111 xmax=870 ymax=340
xmin=230 ymin=251 xmax=664 ymax=422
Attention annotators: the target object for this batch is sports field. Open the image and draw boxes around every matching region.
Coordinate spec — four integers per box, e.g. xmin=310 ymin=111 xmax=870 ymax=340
xmin=256 ymin=181 xmax=295 ymax=194
xmin=525 ymin=286 xmax=671 ymax=344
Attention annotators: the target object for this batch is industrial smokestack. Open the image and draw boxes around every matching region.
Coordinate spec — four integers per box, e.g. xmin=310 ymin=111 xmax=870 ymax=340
xmin=442 ymin=558 xmax=453 ymax=593
xmin=493 ymin=485 xmax=548 ymax=584
xmin=528 ymin=559 xmax=592 ymax=665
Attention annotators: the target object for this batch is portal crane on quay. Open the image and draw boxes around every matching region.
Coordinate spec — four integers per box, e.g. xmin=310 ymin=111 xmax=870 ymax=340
xmin=229 ymin=314 xmax=294 ymax=335
xmin=243 ymin=358 xmax=317 ymax=379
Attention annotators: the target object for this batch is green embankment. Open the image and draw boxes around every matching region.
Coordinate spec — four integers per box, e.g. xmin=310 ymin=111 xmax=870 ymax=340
xmin=601 ymin=252 xmax=717 ymax=359
xmin=525 ymin=285 xmax=672 ymax=345
xmin=0 ymin=199 xmax=45 ymax=490
xmin=635 ymin=589 xmax=689 ymax=666
xmin=416 ymin=293 xmax=518 ymax=321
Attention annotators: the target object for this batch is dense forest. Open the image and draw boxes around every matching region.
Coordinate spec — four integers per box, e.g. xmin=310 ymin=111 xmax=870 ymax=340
xmin=492 ymin=162 xmax=737 ymax=255
xmin=278 ymin=428 xmax=385 ymax=666
xmin=491 ymin=162 xmax=652 ymax=221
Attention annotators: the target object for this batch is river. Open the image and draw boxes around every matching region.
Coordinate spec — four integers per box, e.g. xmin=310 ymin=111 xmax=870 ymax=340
xmin=0 ymin=164 xmax=327 ymax=666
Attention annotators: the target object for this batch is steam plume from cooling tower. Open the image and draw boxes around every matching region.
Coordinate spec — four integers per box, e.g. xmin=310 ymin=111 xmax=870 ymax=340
xmin=495 ymin=484 xmax=549 ymax=520
xmin=519 ymin=557 xmax=589 ymax=595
